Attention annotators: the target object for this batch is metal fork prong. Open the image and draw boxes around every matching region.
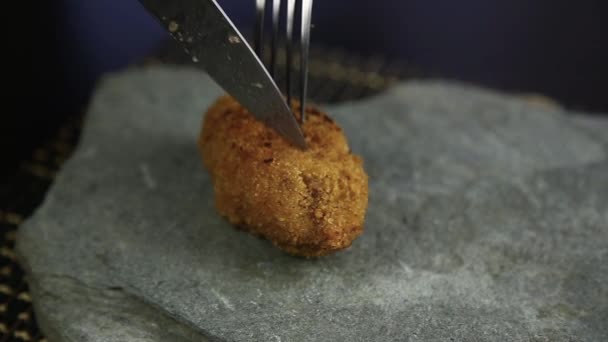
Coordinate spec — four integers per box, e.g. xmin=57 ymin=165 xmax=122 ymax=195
xmin=270 ymin=0 xmax=280 ymax=77
xmin=299 ymin=0 xmax=313 ymax=123
xmin=254 ymin=0 xmax=266 ymax=57
xmin=285 ymin=0 xmax=296 ymax=109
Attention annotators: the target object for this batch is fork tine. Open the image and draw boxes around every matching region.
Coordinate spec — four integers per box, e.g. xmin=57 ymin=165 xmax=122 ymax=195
xmin=270 ymin=0 xmax=280 ymax=77
xmin=257 ymin=0 xmax=312 ymax=124
xmin=299 ymin=0 xmax=313 ymax=122
xmin=285 ymin=0 xmax=296 ymax=108
xmin=254 ymin=0 xmax=266 ymax=57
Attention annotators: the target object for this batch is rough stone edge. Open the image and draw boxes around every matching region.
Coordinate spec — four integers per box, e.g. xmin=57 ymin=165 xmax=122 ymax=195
xmin=17 ymin=253 xmax=215 ymax=342
xmin=13 ymin=66 xmax=223 ymax=342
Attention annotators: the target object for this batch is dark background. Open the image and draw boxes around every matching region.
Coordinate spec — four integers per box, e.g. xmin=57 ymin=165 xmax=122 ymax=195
xmin=5 ymin=0 xmax=608 ymax=173
xmin=2 ymin=1 xmax=606 ymax=337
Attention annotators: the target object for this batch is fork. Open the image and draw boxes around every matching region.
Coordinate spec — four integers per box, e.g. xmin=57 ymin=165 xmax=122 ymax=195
xmin=254 ymin=0 xmax=314 ymax=123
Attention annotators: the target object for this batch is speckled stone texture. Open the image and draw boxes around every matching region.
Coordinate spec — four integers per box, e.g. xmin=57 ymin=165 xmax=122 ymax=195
xmin=16 ymin=65 xmax=608 ymax=341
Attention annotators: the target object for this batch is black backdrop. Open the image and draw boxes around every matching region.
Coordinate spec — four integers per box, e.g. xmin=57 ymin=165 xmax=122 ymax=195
xmin=5 ymin=0 xmax=608 ymax=175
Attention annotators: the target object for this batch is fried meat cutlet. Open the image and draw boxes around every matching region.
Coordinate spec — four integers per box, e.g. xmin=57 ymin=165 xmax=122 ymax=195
xmin=198 ymin=96 xmax=368 ymax=257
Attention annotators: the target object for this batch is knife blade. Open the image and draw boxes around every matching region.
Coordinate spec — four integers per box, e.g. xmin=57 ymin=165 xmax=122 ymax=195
xmin=138 ymin=0 xmax=307 ymax=149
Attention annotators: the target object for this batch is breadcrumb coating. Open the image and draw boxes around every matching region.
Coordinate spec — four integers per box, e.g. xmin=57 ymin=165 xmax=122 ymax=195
xmin=198 ymin=95 xmax=368 ymax=257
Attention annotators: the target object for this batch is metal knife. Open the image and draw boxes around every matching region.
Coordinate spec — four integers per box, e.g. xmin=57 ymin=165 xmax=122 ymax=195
xmin=137 ymin=0 xmax=307 ymax=149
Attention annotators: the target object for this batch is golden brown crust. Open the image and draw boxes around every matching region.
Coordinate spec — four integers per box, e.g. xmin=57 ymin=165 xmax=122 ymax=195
xmin=198 ymin=95 xmax=368 ymax=257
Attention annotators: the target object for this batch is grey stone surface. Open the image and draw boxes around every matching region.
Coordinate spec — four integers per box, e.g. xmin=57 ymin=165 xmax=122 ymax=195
xmin=16 ymin=65 xmax=608 ymax=341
